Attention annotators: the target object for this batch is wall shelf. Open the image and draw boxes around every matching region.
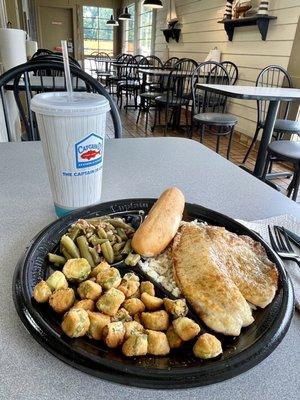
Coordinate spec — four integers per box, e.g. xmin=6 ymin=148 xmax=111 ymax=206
xmin=218 ymin=15 xmax=277 ymax=41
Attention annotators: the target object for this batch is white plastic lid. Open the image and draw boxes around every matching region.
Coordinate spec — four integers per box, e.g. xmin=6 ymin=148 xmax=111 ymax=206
xmin=31 ymin=92 xmax=110 ymax=117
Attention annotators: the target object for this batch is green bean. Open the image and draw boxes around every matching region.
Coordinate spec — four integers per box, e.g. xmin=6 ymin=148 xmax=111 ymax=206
xmin=104 ymin=218 xmax=134 ymax=231
xmin=101 ymin=241 xmax=114 ymax=264
xmin=85 ymin=217 xmax=108 ymax=226
xmin=48 ymin=253 xmax=66 ymax=265
xmin=90 ymin=237 xmax=109 ymax=246
xmin=113 ymin=242 xmax=125 ymax=254
xmin=115 ymin=234 xmax=123 ymax=243
xmin=61 ymin=247 xmax=72 ymax=260
xmin=61 ymin=235 xmax=80 ymax=258
xmin=116 ymin=228 xmax=128 ymax=241
xmin=77 ymin=235 xmax=95 ymax=267
xmin=124 ymin=253 xmax=141 ymax=267
xmin=121 ymin=239 xmax=132 ymax=255
xmin=89 ymin=246 xmax=100 ymax=265
xmin=67 ymin=227 xmax=81 ymax=241
xmin=97 ymin=227 xmax=107 ymax=239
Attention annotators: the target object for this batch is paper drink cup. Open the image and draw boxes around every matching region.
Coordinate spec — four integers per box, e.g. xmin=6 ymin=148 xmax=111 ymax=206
xmin=31 ymin=92 xmax=110 ymax=217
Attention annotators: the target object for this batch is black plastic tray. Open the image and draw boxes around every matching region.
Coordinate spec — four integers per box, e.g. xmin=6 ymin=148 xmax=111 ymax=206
xmin=12 ymin=199 xmax=294 ymax=389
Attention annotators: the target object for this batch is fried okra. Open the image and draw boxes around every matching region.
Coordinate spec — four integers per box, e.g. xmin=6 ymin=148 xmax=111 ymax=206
xmin=46 ymin=271 xmax=68 ymax=291
xmin=122 ymin=272 xmax=139 ymax=283
xmin=87 ymin=311 xmax=110 ymax=340
xmin=141 ymin=292 xmax=164 ymax=311
xmin=90 ymin=261 xmax=110 ymax=278
xmin=123 ymin=298 xmax=145 ymax=315
xmin=166 ymin=326 xmax=183 ymax=349
xmin=111 ymin=308 xmax=132 ymax=323
xmin=141 ymin=310 xmax=169 ymax=331
xmin=173 ymin=317 xmax=200 ymax=341
xmin=163 ymin=298 xmax=188 ymax=319
xmin=140 ymin=281 xmax=155 ymax=297
xmin=146 ymin=330 xmax=170 ymax=356
xmin=73 ymin=299 xmax=95 ymax=311
xmin=62 ymin=258 xmax=91 ymax=283
xmin=77 ymin=280 xmax=102 ymax=301
xmin=124 ymin=321 xmax=144 ymax=340
xmin=96 ymin=267 xmax=121 ymax=290
xmin=33 ymin=280 xmax=52 ymax=303
xmin=193 ymin=333 xmax=222 ymax=359
xmin=49 ymin=288 xmax=75 ymax=313
xmin=61 ymin=308 xmax=90 ymax=338
xmin=122 ymin=334 xmax=148 ymax=357
xmin=96 ymin=288 xmax=125 ymax=316
xmin=102 ymin=321 xmax=125 ymax=348
xmin=118 ymin=280 xmax=140 ymax=298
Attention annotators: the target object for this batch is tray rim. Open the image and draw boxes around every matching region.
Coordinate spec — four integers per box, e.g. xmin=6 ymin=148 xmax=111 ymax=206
xmin=12 ymin=198 xmax=295 ymax=388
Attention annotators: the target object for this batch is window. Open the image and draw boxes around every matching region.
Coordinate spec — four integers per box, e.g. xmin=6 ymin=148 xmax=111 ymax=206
xmin=124 ymin=4 xmax=135 ymax=54
xmin=83 ymin=6 xmax=114 ymax=56
xmin=138 ymin=3 xmax=153 ymax=56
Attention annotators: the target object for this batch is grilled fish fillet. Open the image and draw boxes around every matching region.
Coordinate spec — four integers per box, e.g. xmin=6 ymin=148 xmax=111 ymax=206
xmin=172 ymin=224 xmax=254 ymax=336
xmin=204 ymin=226 xmax=278 ymax=308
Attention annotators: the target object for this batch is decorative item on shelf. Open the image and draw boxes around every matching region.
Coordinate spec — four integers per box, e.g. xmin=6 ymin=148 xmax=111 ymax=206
xmin=223 ymin=1 xmax=234 ymax=20
xmin=118 ymin=7 xmax=131 ymax=20
xmin=234 ymin=1 xmax=252 ymax=19
xmin=257 ymin=0 xmax=269 ymax=15
xmin=162 ymin=0 xmax=181 ymax=43
xmin=106 ymin=15 xmax=119 ymax=26
xmin=143 ymin=0 xmax=163 ymax=9
xmin=204 ymin=47 xmax=221 ymax=63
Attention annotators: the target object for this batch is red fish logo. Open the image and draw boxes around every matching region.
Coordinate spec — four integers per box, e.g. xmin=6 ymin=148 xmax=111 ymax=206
xmin=80 ymin=150 xmax=100 ymax=161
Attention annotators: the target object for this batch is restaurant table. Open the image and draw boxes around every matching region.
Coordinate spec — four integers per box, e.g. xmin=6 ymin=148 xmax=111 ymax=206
xmin=0 ymin=138 xmax=299 ymax=400
xmin=197 ymin=84 xmax=300 ymax=178
xmin=5 ymin=75 xmax=87 ymax=91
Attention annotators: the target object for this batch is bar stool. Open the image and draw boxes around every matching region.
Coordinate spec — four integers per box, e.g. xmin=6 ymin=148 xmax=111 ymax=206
xmin=262 ymin=140 xmax=300 ymax=201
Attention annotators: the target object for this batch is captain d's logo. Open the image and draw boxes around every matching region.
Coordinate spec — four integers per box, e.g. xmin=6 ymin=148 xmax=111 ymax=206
xmin=75 ymin=133 xmax=103 ymax=169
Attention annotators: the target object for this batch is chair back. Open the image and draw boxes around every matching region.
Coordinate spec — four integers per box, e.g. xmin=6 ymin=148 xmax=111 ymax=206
xmin=165 ymin=58 xmax=198 ymax=107
xmin=164 ymin=57 xmax=180 ymax=69
xmin=192 ymin=61 xmax=229 ymax=115
xmin=31 ymin=49 xmax=53 ymax=59
xmin=256 ymin=65 xmax=293 ymax=127
xmin=95 ymin=52 xmax=111 ymax=73
xmin=30 ymin=54 xmax=81 ymax=76
xmin=220 ymin=61 xmax=238 ymax=85
xmin=0 ymin=60 xmax=122 ymax=141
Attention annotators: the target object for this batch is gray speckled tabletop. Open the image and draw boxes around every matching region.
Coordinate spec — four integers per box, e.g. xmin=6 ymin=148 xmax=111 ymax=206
xmin=0 ymin=138 xmax=299 ymax=400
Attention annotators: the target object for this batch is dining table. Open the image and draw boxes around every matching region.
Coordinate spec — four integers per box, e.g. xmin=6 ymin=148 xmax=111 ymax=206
xmin=0 ymin=137 xmax=299 ymax=400
xmin=197 ymin=84 xmax=300 ymax=178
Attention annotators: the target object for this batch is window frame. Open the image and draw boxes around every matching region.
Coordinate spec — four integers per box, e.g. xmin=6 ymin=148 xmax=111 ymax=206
xmin=82 ymin=6 xmax=114 ymax=56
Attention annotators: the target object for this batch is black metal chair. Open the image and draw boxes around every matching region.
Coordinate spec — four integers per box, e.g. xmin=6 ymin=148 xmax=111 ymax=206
xmin=163 ymin=57 xmax=180 ymax=69
xmin=220 ymin=61 xmax=238 ymax=85
xmin=31 ymin=49 xmax=53 ymax=59
xmin=0 ymin=60 xmax=122 ymax=141
xmin=153 ymin=58 xmax=198 ymax=136
xmin=117 ymin=55 xmax=146 ymax=111
xmin=95 ymin=52 xmax=111 ymax=86
xmin=262 ymin=140 xmax=300 ymax=201
xmin=243 ymin=65 xmax=300 ymax=163
xmin=108 ymin=54 xmax=133 ymax=94
xmin=29 ymin=54 xmax=81 ymax=76
xmin=192 ymin=61 xmax=238 ymax=159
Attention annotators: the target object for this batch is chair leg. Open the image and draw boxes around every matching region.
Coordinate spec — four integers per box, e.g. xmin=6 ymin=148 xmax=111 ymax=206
xmin=291 ymin=169 xmax=300 ymax=201
xmin=200 ymin=124 xmax=205 ymax=144
xmin=185 ymin=107 xmax=189 ymax=137
xmin=216 ymin=136 xmax=220 ymax=154
xmin=152 ymin=106 xmax=158 ymax=132
xmin=227 ymin=127 xmax=234 ymax=160
xmin=243 ymin=126 xmax=261 ymax=164
xmin=262 ymin=152 xmax=271 ymax=181
xmin=136 ymin=106 xmax=142 ymax=124
xmin=164 ymin=108 xmax=168 ymax=137
xmin=145 ymin=107 xmax=149 ymax=131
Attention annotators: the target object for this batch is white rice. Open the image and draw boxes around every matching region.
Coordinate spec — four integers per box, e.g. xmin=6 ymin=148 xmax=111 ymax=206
xmin=139 ymin=247 xmax=181 ymax=297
